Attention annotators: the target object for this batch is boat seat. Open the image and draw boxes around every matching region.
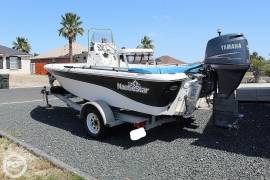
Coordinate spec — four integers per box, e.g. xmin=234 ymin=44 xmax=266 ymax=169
xmin=128 ymin=64 xmax=201 ymax=74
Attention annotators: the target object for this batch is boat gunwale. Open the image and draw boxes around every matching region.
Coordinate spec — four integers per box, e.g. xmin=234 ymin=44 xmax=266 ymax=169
xmin=46 ymin=65 xmax=188 ymax=83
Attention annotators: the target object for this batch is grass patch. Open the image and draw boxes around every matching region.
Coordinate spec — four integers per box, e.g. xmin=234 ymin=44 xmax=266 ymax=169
xmin=0 ymin=137 xmax=84 ymax=180
xmin=0 ymin=128 xmax=19 ymax=137
xmin=244 ymin=71 xmax=253 ymax=77
xmin=0 ymin=137 xmax=12 ymax=148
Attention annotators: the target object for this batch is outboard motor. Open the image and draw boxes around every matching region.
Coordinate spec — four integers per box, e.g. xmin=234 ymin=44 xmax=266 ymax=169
xmin=202 ymin=33 xmax=250 ymax=128
xmin=204 ymin=33 xmax=250 ymax=97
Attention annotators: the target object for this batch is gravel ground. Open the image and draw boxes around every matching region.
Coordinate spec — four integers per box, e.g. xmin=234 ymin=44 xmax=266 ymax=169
xmin=0 ymin=87 xmax=52 ymax=103
xmin=0 ymin=88 xmax=269 ymax=179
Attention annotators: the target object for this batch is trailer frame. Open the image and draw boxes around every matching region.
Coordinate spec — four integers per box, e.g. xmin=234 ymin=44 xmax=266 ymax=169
xmin=41 ymin=86 xmax=178 ymax=140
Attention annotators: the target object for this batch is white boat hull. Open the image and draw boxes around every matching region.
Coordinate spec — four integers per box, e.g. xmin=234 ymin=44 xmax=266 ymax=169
xmin=45 ymin=63 xmax=188 ymax=115
xmin=55 ymin=74 xmax=168 ymax=115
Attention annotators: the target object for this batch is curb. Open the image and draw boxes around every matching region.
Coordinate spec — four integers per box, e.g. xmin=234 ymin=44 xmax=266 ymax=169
xmin=237 ymin=83 xmax=270 ymax=102
xmin=0 ymin=130 xmax=95 ymax=180
xmin=0 ymin=86 xmax=45 ymax=91
xmin=9 ymin=86 xmax=46 ymax=89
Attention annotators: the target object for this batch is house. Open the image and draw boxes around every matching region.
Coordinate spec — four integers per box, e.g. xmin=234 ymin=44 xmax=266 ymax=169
xmin=156 ymin=55 xmax=186 ymax=65
xmin=0 ymin=45 xmax=32 ymax=74
xmin=31 ymin=43 xmax=88 ymax=74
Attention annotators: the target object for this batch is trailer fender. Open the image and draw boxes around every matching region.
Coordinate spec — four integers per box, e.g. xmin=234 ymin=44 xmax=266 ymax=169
xmin=80 ymin=101 xmax=115 ymax=125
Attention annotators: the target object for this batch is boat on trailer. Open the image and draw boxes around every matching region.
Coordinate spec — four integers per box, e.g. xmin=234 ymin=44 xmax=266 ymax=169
xmin=43 ymin=29 xmax=250 ymax=140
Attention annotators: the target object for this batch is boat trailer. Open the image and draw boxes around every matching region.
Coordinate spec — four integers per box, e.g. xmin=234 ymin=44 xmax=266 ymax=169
xmin=41 ymin=84 xmax=243 ymax=141
xmin=41 ymin=86 xmax=181 ymax=140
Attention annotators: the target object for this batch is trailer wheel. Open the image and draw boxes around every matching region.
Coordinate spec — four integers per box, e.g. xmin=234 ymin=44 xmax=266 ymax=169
xmin=83 ymin=106 xmax=107 ymax=139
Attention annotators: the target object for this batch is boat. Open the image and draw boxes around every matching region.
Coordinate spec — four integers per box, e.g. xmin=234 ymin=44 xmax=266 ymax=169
xmin=44 ymin=29 xmax=250 ymax=139
xmin=45 ymin=29 xmax=202 ymax=116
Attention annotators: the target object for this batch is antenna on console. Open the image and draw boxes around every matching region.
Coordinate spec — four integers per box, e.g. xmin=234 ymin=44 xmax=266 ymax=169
xmin=217 ymin=28 xmax=222 ymax=36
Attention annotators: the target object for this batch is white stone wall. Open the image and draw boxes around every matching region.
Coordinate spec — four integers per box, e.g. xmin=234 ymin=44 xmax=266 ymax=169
xmin=0 ymin=55 xmax=31 ymax=74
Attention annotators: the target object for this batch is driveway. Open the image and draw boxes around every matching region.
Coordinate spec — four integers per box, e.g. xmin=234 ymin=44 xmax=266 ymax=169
xmin=0 ymin=87 xmax=269 ymax=179
xmin=9 ymin=74 xmax=49 ymax=88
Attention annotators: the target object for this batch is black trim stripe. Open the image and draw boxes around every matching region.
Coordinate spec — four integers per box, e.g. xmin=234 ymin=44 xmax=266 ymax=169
xmin=52 ymin=70 xmax=182 ymax=107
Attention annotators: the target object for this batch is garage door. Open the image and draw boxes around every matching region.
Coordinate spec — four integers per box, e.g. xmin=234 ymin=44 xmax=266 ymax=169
xmin=35 ymin=63 xmax=48 ymax=75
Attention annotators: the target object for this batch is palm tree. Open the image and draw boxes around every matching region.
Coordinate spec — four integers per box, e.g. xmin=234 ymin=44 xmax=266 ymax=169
xmin=137 ymin=36 xmax=154 ymax=49
xmin=58 ymin=12 xmax=84 ymax=63
xmin=12 ymin=37 xmax=31 ymax=53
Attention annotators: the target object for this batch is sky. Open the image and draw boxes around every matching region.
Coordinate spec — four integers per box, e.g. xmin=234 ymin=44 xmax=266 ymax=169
xmin=0 ymin=0 xmax=269 ymax=62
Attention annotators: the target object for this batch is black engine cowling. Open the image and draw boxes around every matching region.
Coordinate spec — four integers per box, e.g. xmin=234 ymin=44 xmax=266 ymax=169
xmin=203 ymin=33 xmax=250 ymax=98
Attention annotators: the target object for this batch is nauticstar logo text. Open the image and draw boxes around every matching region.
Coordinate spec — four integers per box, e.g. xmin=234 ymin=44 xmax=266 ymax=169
xmin=221 ymin=43 xmax=242 ymax=51
xmin=117 ymin=80 xmax=149 ymax=94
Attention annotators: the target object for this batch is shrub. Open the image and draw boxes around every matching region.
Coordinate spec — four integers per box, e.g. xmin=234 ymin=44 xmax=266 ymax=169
xmin=262 ymin=63 xmax=270 ymax=76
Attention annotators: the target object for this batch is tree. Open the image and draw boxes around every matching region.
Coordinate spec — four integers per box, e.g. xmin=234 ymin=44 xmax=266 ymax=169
xmin=58 ymin=12 xmax=84 ymax=63
xmin=12 ymin=37 xmax=31 ymax=53
xmin=137 ymin=36 xmax=154 ymax=49
xmin=250 ymin=52 xmax=266 ymax=82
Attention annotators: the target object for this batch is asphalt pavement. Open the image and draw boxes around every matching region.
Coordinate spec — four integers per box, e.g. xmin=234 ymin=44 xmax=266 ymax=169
xmin=0 ymin=87 xmax=269 ymax=179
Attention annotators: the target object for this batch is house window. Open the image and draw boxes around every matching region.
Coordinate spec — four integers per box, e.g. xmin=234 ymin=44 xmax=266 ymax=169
xmin=0 ymin=57 xmax=3 ymax=69
xmin=6 ymin=57 xmax=10 ymax=69
xmin=18 ymin=57 xmax=22 ymax=69
xmin=7 ymin=56 xmax=21 ymax=70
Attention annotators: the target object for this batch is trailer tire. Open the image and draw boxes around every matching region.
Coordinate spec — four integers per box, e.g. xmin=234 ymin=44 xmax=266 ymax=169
xmin=83 ymin=106 xmax=107 ymax=139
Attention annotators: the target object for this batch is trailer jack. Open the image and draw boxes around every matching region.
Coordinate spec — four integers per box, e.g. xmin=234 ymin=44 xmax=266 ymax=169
xmin=41 ymin=86 xmax=52 ymax=109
